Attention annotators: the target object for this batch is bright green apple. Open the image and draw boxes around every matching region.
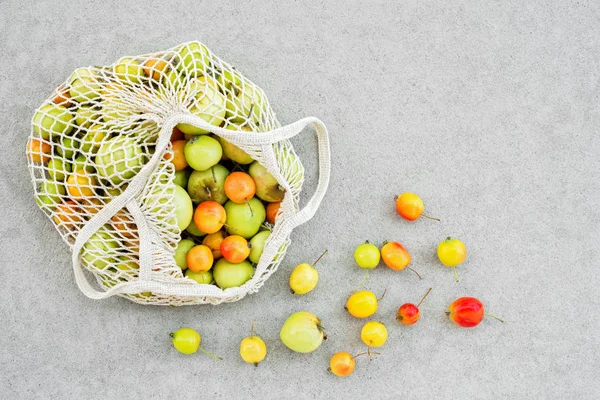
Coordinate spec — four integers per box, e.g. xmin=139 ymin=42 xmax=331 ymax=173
xmin=249 ymin=161 xmax=284 ymax=202
xmin=69 ymin=68 xmax=102 ymax=103
xmin=225 ymin=84 xmax=265 ymax=125
xmin=46 ymin=158 xmax=71 ymax=181
xmin=249 ymin=230 xmax=271 ymax=264
xmin=36 ymin=180 xmax=65 ymax=208
xmin=75 ymin=106 xmax=101 ymax=128
xmin=278 ymin=148 xmax=304 ymax=187
xmin=212 ymin=259 xmax=254 ymax=289
xmin=224 ymin=198 xmax=266 ymax=239
xmin=114 ymin=57 xmax=144 ymax=84
xmin=280 ymin=311 xmax=326 ymax=353
xmin=102 ymin=86 xmax=138 ymax=123
xmin=80 ymin=125 xmax=106 ymax=154
xmin=185 ymin=269 xmax=213 ymax=284
xmin=173 ymin=185 xmax=193 ymax=231
xmin=33 ymin=103 xmax=74 ymax=140
xmin=115 ymin=256 xmax=139 ymax=273
xmin=95 ymin=136 xmax=145 ymax=184
xmin=174 ymin=238 xmax=195 ymax=270
xmin=184 ymin=135 xmax=222 ymax=171
xmin=187 ymin=164 xmax=229 ymax=204
xmin=160 ymin=68 xmax=184 ymax=97
xmin=56 ymin=135 xmax=78 ymax=159
xmin=175 ymin=42 xmax=211 ymax=75
xmin=217 ymin=68 xmax=243 ymax=92
xmin=219 ymin=125 xmax=254 ymax=164
xmin=82 ymin=226 xmax=120 ymax=270
xmin=173 ymin=169 xmax=191 ymax=187
xmin=177 ymin=77 xmax=226 ymax=135
xmin=73 ymin=154 xmax=94 ymax=173
xmin=185 ymin=219 xmax=207 ymax=237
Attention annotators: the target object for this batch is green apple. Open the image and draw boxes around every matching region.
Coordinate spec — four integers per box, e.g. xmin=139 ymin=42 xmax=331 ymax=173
xmin=225 ymin=84 xmax=265 ymax=125
xmin=105 ymin=186 xmax=124 ymax=197
xmin=278 ymin=147 xmax=304 ymax=186
xmin=33 ymin=103 xmax=74 ymax=140
xmin=187 ymin=164 xmax=229 ymax=204
xmin=95 ymin=136 xmax=145 ymax=184
xmin=115 ymin=256 xmax=139 ymax=273
xmin=217 ymin=68 xmax=243 ymax=92
xmin=219 ymin=125 xmax=254 ymax=164
xmin=185 ymin=269 xmax=213 ymax=285
xmin=224 ymin=198 xmax=266 ymax=239
xmin=114 ymin=57 xmax=144 ymax=84
xmin=249 ymin=161 xmax=284 ymax=202
xmin=69 ymin=68 xmax=102 ymax=103
xmin=80 ymin=125 xmax=106 ymax=154
xmin=212 ymin=259 xmax=254 ymax=289
xmin=173 ymin=169 xmax=191 ymax=187
xmin=177 ymin=77 xmax=226 ymax=135
xmin=102 ymin=87 xmax=138 ymax=123
xmin=184 ymin=135 xmax=222 ymax=171
xmin=175 ymin=42 xmax=211 ymax=75
xmin=73 ymin=154 xmax=95 ymax=173
xmin=160 ymin=68 xmax=184 ymax=96
xmin=36 ymin=180 xmax=66 ymax=208
xmin=248 ymin=230 xmax=271 ymax=264
xmin=173 ymin=185 xmax=193 ymax=231
xmin=82 ymin=226 xmax=120 ymax=270
xmin=174 ymin=238 xmax=195 ymax=270
xmin=75 ymin=106 xmax=101 ymax=128
xmin=185 ymin=219 xmax=207 ymax=237
xmin=46 ymin=158 xmax=71 ymax=181
xmin=56 ymin=135 xmax=78 ymax=159
xmin=280 ymin=311 xmax=326 ymax=353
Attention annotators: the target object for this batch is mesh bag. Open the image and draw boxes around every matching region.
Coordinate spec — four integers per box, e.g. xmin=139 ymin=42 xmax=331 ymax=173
xmin=26 ymin=41 xmax=330 ymax=305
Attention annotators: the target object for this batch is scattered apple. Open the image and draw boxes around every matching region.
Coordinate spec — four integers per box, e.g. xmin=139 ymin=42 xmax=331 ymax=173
xmin=280 ymin=311 xmax=326 ymax=353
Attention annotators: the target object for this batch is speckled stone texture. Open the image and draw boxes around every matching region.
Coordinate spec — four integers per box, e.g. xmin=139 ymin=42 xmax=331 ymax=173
xmin=1 ymin=1 xmax=599 ymax=399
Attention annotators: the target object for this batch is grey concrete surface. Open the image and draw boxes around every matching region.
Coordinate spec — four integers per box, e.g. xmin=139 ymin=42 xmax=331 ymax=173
xmin=1 ymin=1 xmax=599 ymax=399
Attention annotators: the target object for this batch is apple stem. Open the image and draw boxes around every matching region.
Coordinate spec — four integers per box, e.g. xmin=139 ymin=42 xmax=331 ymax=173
xmin=452 ymin=266 xmax=459 ymax=282
xmin=354 ymin=270 xmax=369 ymax=292
xmin=247 ymin=103 xmax=255 ymax=120
xmin=422 ymin=213 xmax=440 ymax=221
xmin=408 ymin=267 xmax=422 ymax=280
xmin=417 ymin=287 xmax=432 ymax=307
xmin=353 ymin=351 xmax=380 ymax=359
xmin=312 ymin=250 xmax=328 ymax=268
xmin=377 ymin=289 xmax=387 ymax=302
xmin=246 ymin=201 xmax=254 ymax=217
xmin=199 ymin=346 xmax=223 ymax=360
xmin=169 ymin=332 xmax=175 ymax=338
xmin=485 ymin=313 xmax=505 ymax=323
xmin=254 ymin=362 xmax=259 ymax=367
xmin=250 ymin=320 xmax=255 ymax=337
xmin=211 ymin=167 xmax=216 ymax=183
xmin=394 ymin=195 xmax=399 ymax=201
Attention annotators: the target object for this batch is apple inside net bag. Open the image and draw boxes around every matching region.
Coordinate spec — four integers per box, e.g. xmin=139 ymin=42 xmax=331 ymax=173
xmin=27 ymin=41 xmax=330 ymax=305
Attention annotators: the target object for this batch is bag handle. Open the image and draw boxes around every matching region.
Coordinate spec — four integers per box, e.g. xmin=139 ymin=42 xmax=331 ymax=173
xmin=71 ymin=113 xmax=330 ymax=299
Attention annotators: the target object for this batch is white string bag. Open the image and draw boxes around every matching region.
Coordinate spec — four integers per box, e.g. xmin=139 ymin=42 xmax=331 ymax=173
xmin=27 ymin=41 xmax=330 ymax=305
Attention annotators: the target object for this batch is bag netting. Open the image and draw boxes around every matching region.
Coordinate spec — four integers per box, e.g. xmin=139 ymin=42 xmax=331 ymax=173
xmin=26 ymin=41 xmax=330 ymax=305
